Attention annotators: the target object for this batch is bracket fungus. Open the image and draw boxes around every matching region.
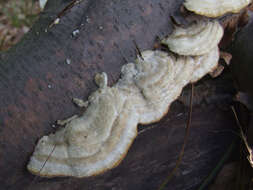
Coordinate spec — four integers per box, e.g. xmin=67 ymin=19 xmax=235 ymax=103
xmin=161 ymin=20 xmax=223 ymax=56
xmin=27 ymin=1 xmax=226 ymax=178
xmin=184 ymin=0 xmax=251 ymax=18
xmin=27 ymin=47 xmax=221 ymax=178
xmin=28 ymin=77 xmax=139 ymax=177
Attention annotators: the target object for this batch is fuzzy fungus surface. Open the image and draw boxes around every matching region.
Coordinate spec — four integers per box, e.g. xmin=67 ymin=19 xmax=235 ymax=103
xmin=161 ymin=21 xmax=223 ymax=56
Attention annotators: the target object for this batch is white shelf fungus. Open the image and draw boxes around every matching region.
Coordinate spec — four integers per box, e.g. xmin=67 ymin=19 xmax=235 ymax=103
xmin=27 ymin=46 xmax=220 ymax=177
xmin=184 ymin=0 xmax=251 ymax=18
xmin=28 ymin=84 xmax=139 ymax=177
xmin=27 ymin=7 xmax=225 ymax=177
xmin=161 ymin=21 xmax=223 ymax=56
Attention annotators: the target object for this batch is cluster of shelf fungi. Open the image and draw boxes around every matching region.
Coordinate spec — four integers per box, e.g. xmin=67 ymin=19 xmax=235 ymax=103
xmin=27 ymin=0 xmax=251 ymax=179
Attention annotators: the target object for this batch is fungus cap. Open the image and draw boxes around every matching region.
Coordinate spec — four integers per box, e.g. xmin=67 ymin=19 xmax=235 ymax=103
xmin=27 ymin=87 xmax=139 ymax=177
xmin=28 ymin=49 xmax=220 ymax=178
xmin=161 ymin=21 xmax=223 ymax=56
xmin=184 ymin=0 xmax=251 ymax=18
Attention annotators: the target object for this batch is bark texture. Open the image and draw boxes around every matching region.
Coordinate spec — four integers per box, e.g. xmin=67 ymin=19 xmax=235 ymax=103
xmin=230 ymin=11 xmax=253 ymax=95
xmin=0 ymin=0 xmax=238 ymax=189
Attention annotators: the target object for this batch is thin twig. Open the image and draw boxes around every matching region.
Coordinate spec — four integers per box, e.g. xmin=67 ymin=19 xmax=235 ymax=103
xmin=48 ymin=0 xmax=82 ymax=28
xmin=231 ymin=106 xmax=253 ymax=166
xmin=133 ymin=40 xmax=144 ymax=60
xmin=158 ymin=83 xmax=194 ymax=190
xmin=197 ymin=106 xmax=248 ymax=189
xmin=27 ymin=144 xmax=56 ymax=190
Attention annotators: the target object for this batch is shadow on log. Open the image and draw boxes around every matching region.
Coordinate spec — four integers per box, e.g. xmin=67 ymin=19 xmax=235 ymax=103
xmin=230 ymin=11 xmax=253 ymax=95
xmin=0 ymin=0 xmax=239 ymax=189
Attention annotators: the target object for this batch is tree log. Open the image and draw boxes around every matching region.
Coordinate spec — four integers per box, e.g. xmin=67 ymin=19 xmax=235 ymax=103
xmin=0 ymin=0 xmax=239 ymax=189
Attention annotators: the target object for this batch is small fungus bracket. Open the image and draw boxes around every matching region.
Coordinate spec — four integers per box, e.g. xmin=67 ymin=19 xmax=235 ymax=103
xmin=94 ymin=72 xmax=108 ymax=88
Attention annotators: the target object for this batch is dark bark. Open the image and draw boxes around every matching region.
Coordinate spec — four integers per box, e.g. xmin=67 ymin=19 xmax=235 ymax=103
xmin=0 ymin=0 xmax=238 ymax=189
xmin=230 ymin=11 xmax=253 ymax=95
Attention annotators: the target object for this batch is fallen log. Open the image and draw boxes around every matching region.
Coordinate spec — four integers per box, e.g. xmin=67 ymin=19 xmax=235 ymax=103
xmin=0 ymin=0 xmax=242 ymax=189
